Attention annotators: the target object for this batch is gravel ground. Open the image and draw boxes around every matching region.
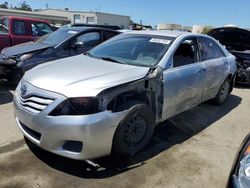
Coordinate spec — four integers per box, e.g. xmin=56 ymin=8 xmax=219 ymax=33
xmin=0 ymin=82 xmax=249 ymax=188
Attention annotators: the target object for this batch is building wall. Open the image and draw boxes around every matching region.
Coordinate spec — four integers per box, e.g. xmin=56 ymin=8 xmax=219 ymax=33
xmin=96 ymin=13 xmax=130 ymax=28
xmin=39 ymin=9 xmax=130 ymax=28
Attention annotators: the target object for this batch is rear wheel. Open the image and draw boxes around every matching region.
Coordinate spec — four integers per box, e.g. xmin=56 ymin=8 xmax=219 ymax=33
xmin=213 ymin=78 xmax=230 ymax=105
xmin=112 ymin=101 xmax=155 ymax=157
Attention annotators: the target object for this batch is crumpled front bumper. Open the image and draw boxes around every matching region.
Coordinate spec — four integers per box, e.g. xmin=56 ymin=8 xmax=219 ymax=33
xmin=0 ymin=55 xmax=17 ymax=77
xmin=13 ymin=92 xmax=128 ymax=160
xmin=237 ymin=69 xmax=250 ymax=84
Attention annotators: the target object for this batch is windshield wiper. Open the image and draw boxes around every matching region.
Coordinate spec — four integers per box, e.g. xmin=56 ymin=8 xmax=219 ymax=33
xmin=98 ymin=56 xmax=127 ymax=64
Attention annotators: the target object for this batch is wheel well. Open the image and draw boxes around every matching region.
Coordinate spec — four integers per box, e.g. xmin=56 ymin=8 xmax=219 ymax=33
xmin=107 ymin=91 xmax=150 ymax=112
xmin=227 ymin=74 xmax=235 ymax=93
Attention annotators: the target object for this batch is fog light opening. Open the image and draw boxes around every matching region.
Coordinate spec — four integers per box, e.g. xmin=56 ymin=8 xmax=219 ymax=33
xmin=62 ymin=141 xmax=83 ymax=153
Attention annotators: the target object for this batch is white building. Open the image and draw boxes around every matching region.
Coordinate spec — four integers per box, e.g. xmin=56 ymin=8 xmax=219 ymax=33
xmin=38 ymin=9 xmax=131 ymax=28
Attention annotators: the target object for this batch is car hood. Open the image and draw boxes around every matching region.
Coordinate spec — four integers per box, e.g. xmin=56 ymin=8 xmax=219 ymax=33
xmin=23 ymin=55 xmax=150 ymax=97
xmin=1 ymin=42 xmax=53 ymax=58
xmin=208 ymin=27 xmax=250 ymax=52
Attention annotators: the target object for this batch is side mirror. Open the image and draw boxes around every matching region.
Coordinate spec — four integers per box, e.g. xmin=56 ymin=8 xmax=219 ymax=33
xmin=73 ymin=41 xmax=84 ymax=48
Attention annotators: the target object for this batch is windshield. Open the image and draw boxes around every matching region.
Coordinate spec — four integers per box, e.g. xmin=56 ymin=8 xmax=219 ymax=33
xmin=89 ymin=34 xmax=174 ymax=67
xmin=36 ymin=29 xmax=79 ymax=46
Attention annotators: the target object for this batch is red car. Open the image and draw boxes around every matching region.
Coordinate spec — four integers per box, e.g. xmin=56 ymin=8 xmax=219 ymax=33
xmin=0 ymin=16 xmax=54 ymax=51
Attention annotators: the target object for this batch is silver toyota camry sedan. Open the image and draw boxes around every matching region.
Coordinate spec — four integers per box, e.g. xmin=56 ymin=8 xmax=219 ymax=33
xmin=13 ymin=30 xmax=237 ymax=160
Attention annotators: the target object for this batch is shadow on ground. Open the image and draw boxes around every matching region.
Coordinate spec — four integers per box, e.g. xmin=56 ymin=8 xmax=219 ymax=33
xmin=25 ymin=94 xmax=242 ymax=179
xmin=0 ymin=81 xmax=16 ymax=105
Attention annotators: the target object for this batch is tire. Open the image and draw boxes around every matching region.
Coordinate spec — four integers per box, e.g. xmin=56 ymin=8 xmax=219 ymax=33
xmin=212 ymin=78 xmax=231 ymax=105
xmin=112 ymin=101 xmax=155 ymax=157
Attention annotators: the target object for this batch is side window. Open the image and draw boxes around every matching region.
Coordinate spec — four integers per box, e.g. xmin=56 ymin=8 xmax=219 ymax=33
xmin=173 ymin=38 xmax=199 ymax=67
xmin=31 ymin=22 xmax=53 ymax=36
xmin=102 ymin=31 xmax=118 ymax=41
xmin=13 ymin=20 xmax=26 ymax=35
xmin=76 ymin=32 xmax=101 ymax=47
xmin=199 ymin=38 xmax=225 ymax=61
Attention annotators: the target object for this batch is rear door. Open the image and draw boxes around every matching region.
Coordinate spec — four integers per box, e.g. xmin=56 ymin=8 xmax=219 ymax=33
xmin=162 ymin=37 xmax=206 ymax=120
xmin=198 ymin=37 xmax=228 ymax=101
xmin=10 ymin=19 xmax=30 ymax=45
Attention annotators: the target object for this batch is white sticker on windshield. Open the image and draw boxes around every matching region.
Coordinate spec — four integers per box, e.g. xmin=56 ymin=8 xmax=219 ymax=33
xmin=149 ymin=38 xmax=171 ymax=45
xmin=68 ymin=31 xmax=78 ymax=34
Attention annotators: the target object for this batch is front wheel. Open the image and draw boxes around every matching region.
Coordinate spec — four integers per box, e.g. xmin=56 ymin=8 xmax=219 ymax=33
xmin=212 ymin=78 xmax=230 ymax=105
xmin=112 ymin=101 xmax=155 ymax=157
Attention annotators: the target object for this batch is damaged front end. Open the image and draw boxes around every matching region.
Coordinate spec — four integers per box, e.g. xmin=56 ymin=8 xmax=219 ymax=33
xmin=97 ymin=66 xmax=164 ymax=123
xmin=232 ymin=51 xmax=250 ymax=84
xmin=208 ymin=27 xmax=250 ymax=85
xmin=0 ymin=54 xmax=18 ymax=79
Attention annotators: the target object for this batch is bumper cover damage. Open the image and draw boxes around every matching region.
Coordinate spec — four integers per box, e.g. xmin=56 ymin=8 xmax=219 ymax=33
xmin=14 ymin=97 xmax=129 ymax=160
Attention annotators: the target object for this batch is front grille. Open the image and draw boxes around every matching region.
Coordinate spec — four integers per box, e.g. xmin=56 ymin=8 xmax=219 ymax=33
xmin=16 ymin=94 xmax=54 ymax=114
xmin=19 ymin=121 xmax=41 ymax=141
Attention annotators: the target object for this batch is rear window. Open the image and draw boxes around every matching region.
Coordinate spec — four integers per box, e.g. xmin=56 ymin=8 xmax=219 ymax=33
xmin=13 ymin=20 xmax=27 ymax=35
xmin=31 ymin=22 xmax=53 ymax=36
xmin=36 ymin=29 xmax=79 ymax=46
xmin=103 ymin=31 xmax=119 ymax=41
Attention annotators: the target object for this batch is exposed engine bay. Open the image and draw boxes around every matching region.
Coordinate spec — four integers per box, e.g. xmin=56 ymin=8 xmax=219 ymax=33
xmin=208 ymin=27 xmax=250 ymax=85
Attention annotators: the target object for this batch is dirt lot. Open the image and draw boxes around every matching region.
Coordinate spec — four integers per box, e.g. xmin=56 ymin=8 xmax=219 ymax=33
xmin=0 ymin=82 xmax=249 ymax=188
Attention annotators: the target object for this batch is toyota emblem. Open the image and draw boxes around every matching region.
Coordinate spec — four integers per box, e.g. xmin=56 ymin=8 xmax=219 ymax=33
xmin=21 ymin=84 xmax=27 ymax=96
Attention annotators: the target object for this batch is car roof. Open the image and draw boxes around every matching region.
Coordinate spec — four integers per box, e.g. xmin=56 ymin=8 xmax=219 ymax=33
xmin=59 ymin=26 xmax=120 ymax=33
xmin=125 ymin=30 xmax=189 ymax=38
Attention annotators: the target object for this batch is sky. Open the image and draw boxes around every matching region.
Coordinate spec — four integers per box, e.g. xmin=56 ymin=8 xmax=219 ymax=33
xmin=2 ymin=0 xmax=250 ymax=28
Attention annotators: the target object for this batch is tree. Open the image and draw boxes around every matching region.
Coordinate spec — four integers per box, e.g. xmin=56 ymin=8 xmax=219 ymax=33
xmin=201 ymin=27 xmax=213 ymax=34
xmin=0 ymin=1 xmax=9 ymax=9
xmin=14 ymin=1 xmax=32 ymax=11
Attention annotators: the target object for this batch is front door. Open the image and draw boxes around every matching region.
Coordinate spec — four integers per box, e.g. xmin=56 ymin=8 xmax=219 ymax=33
xmin=162 ymin=37 xmax=206 ymax=120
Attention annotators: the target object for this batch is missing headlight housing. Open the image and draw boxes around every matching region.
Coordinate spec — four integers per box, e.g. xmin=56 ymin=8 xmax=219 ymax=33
xmin=50 ymin=97 xmax=100 ymax=116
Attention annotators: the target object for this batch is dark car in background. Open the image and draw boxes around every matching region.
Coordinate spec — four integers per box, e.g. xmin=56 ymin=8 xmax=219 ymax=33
xmin=227 ymin=133 xmax=250 ymax=188
xmin=71 ymin=23 xmax=121 ymax=30
xmin=0 ymin=16 xmax=53 ymax=51
xmin=0 ymin=27 xmax=120 ymax=83
xmin=208 ymin=27 xmax=250 ymax=85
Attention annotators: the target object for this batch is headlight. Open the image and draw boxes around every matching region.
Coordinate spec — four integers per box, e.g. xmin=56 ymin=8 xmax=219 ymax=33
xmin=20 ymin=53 xmax=33 ymax=61
xmin=50 ymin=97 xmax=100 ymax=116
xmin=231 ymin=135 xmax=250 ymax=188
